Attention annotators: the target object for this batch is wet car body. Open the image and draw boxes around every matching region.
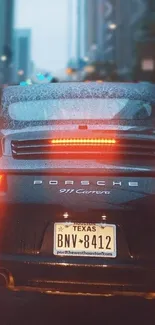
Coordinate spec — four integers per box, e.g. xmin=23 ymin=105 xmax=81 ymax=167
xmin=0 ymin=82 xmax=155 ymax=300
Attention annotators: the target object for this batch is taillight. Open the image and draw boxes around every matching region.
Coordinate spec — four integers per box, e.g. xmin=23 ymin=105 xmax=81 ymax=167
xmin=0 ymin=175 xmax=7 ymax=192
xmin=0 ymin=139 xmax=2 ymax=157
xmin=50 ymin=138 xmax=116 ymax=145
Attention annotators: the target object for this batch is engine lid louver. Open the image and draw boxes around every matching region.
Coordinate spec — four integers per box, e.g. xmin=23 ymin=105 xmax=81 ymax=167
xmin=11 ymin=138 xmax=155 ymax=160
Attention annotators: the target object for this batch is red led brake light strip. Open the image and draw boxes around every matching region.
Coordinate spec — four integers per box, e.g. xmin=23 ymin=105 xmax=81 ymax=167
xmin=50 ymin=139 xmax=116 ymax=145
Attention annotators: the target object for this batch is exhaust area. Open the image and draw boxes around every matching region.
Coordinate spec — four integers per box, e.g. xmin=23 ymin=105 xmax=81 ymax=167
xmin=0 ymin=269 xmax=14 ymax=288
xmin=0 ymin=273 xmax=8 ymax=287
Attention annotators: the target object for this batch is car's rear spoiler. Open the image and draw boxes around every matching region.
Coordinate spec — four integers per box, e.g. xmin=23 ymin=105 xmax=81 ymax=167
xmin=1 ymin=82 xmax=155 ymax=109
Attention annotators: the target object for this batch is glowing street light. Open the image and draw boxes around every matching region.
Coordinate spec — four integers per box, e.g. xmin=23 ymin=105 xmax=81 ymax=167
xmin=20 ymin=79 xmax=32 ymax=86
xmin=108 ymin=23 xmax=117 ymax=30
xmin=83 ymin=56 xmax=89 ymax=62
xmin=0 ymin=55 xmax=7 ymax=62
xmin=66 ymin=67 xmax=73 ymax=75
xmin=84 ymin=65 xmax=95 ymax=73
xmin=17 ymin=70 xmax=24 ymax=76
xmin=26 ymin=79 xmax=32 ymax=85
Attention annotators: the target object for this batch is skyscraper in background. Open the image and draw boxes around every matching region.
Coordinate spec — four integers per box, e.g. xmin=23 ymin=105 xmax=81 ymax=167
xmin=13 ymin=29 xmax=32 ymax=84
xmin=84 ymin=0 xmax=98 ymax=57
xmin=111 ymin=0 xmax=148 ymax=78
xmin=76 ymin=0 xmax=104 ymax=61
xmin=134 ymin=0 xmax=155 ymax=81
xmin=68 ymin=0 xmax=78 ymax=60
xmin=148 ymin=0 xmax=155 ymax=10
xmin=102 ymin=0 xmax=155 ymax=79
xmin=75 ymin=0 xmax=154 ymax=81
xmin=0 ymin=0 xmax=14 ymax=84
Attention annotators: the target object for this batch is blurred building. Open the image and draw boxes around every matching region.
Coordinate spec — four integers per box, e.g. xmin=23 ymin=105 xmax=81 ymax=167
xmin=110 ymin=0 xmax=148 ymax=78
xmin=83 ymin=0 xmax=99 ymax=59
xmin=0 ymin=0 xmax=14 ymax=84
xmin=134 ymin=1 xmax=155 ymax=81
xmin=12 ymin=29 xmax=32 ymax=84
xmin=68 ymin=0 xmax=76 ymax=59
xmin=75 ymin=0 xmax=155 ymax=81
xmin=76 ymin=0 xmax=105 ymax=62
xmin=148 ymin=0 xmax=155 ymax=10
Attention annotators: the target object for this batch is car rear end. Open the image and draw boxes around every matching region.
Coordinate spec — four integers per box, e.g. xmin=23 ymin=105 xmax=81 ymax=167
xmin=1 ymin=82 xmax=155 ymax=300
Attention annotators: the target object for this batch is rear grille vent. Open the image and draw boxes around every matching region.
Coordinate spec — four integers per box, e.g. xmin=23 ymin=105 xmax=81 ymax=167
xmin=11 ymin=138 xmax=155 ymax=160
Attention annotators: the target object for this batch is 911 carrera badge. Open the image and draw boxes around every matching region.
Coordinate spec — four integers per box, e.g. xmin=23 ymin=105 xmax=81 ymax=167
xmin=59 ymin=189 xmax=111 ymax=195
xmin=33 ymin=179 xmax=139 ymax=195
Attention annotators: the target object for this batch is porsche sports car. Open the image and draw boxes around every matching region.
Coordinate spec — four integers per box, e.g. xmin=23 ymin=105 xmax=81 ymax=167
xmin=0 ymin=82 xmax=155 ymax=300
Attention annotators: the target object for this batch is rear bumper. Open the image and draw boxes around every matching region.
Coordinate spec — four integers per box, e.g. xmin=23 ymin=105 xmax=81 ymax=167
xmin=1 ymin=255 xmax=155 ymax=299
xmin=7 ymin=286 xmax=155 ymax=300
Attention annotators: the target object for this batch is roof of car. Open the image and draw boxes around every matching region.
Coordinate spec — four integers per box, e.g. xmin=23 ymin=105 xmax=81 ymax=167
xmin=1 ymin=82 xmax=155 ymax=109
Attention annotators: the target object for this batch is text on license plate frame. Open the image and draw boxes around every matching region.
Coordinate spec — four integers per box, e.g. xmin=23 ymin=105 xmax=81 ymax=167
xmin=53 ymin=223 xmax=116 ymax=258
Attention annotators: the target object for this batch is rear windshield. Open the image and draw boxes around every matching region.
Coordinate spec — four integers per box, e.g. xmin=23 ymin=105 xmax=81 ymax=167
xmin=8 ymin=98 xmax=153 ymax=121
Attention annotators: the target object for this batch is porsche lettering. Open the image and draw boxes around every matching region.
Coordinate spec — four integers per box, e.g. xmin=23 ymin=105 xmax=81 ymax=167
xmin=33 ymin=180 xmax=139 ymax=187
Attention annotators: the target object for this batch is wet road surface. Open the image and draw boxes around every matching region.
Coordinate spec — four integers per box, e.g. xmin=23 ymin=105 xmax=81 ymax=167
xmin=0 ymin=291 xmax=155 ymax=325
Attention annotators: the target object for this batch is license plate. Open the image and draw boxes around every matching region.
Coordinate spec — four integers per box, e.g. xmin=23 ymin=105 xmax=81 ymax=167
xmin=53 ymin=223 xmax=116 ymax=258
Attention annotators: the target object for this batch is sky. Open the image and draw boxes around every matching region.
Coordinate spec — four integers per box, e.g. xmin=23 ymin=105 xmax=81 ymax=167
xmin=15 ymin=0 xmax=70 ymax=74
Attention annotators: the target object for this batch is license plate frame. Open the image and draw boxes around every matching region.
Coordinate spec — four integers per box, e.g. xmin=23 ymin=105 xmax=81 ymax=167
xmin=53 ymin=223 xmax=116 ymax=258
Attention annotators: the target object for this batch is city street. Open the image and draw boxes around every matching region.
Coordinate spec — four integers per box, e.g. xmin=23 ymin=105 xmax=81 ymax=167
xmin=0 ymin=0 xmax=155 ymax=324
xmin=0 ymin=292 xmax=155 ymax=325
